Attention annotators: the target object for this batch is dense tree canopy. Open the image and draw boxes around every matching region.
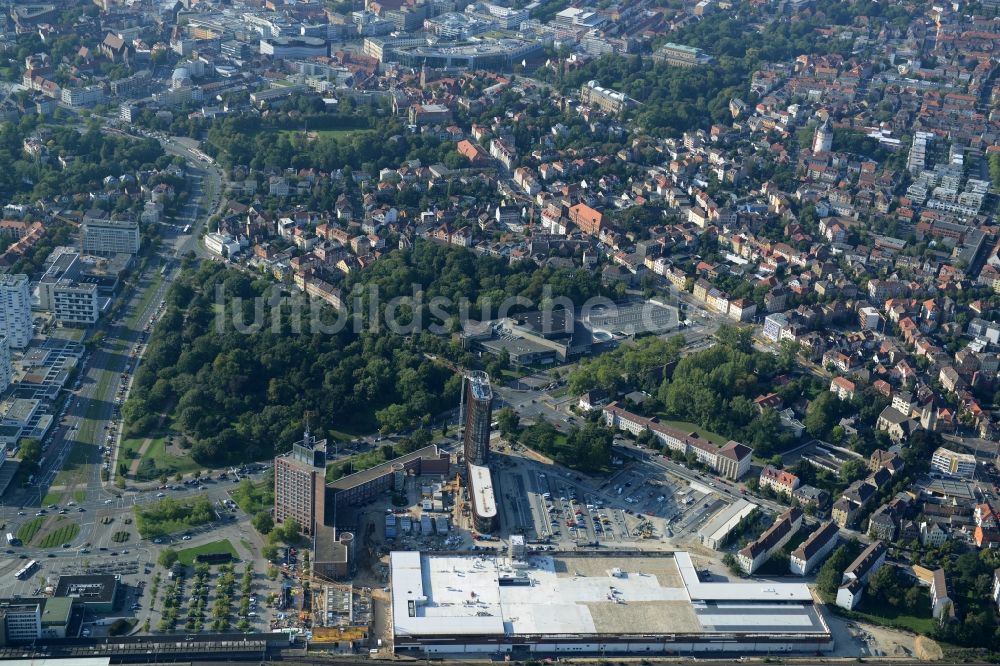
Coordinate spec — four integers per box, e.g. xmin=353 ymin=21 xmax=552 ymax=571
xmin=569 ymin=335 xmax=685 ymax=396
xmin=655 ymin=325 xmax=793 ymax=455
xmin=125 ymin=242 xmax=606 ymax=466
xmin=0 ymin=120 xmax=165 ymax=204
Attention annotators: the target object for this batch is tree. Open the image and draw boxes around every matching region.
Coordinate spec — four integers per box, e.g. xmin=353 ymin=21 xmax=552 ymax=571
xmin=804 ymin=391 xmax=841 ymax=439
xmin=158 ymin=548 xmax=178 ymax=569
xmin=904 ymin=585 xmax=924 ymax=609
xmin=840 ymin=458 xmax=868 ymax=483
xmin=495 ymin=407 xmax=520 ymax=436
xmin=109 ymin=618 xmax=133 ymax=636
xmin=816 ymin=542 xmax=859 ymax=597
xmin=18 ymin=438 xmax=41 ymax=473
xmin=262 ymin=543 xmax=278 ymax=561
xmin=867 ymin=566 xmax=902 ymax=606
xmin=722 ymin=553 xmax=742 ymax=576
xmin=252 ymin=511 xmax=274 ymax=534
xmin=271 ymin=518 xmax=301 ymax=543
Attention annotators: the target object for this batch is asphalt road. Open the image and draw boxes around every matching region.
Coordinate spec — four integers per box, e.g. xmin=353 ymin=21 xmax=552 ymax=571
xmin=1 ymin=131 xmax=224 ymax=560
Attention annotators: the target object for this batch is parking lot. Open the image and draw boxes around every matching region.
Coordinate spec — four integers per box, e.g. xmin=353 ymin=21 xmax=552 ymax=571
xmin=485 ymin=447 xmax=734 ymax=552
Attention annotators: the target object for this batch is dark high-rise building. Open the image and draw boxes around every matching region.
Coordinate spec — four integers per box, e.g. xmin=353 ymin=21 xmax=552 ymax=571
xmin=462 ymin=371 xmax=493 ymax=466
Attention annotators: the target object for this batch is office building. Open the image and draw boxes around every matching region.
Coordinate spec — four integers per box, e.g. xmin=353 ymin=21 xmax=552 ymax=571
xmin=110 ymin=70 xmax=151 ymax=98
xmin=205 ymin=232 xmax=241 ymax=258
xmin=259 ymin=36 xmax=328 ymax=58
xmin=53 ymin=282 xmax=99 ymax=325
xmin=579 ymin=80 xmax=635 ymax=114
xmin=931 ymin=446 xmax=977 ymax=478
xmin=81 ymin=215 xmax=140 ymax=256
xmin=386 ymin=39 xmax=543 ymax=71
xmin=763 ymin=312 xmax=789 ymax=342
xmin=0 ymin=274 xmax=32 ymax=348
xmin=37 ymin=249 xmax=82 ymax=310
xmin=60 ymin=84 xmax=105 ymax=108
xmin=0 ymin=336 xmax=10 ymax=393
xmin=54 ymin=574 xmax=119 ymax=613
xmin=0 ymin=600 xmax=41 ymax=643
xmin=273 ymin=430 xmax=328 ymax=537
xmin=603 ymin=403 xmax=752 ymax=479
xmin=390 ymin=550 xmax=832 ymax=656
xmin=698 ymin=499 xmax=758 ymax=550
xmin=39 ymin=597 xmax=72 ymax=637
xmin=462 ymin=371 xmax=493 ymax=466
xmin=408 ymin=103 xmax=452 ymax=126
xmin=327 ymin=445 xmax=450 ymax=525
xmin=652 ymin=42 xmax=712 ymax=67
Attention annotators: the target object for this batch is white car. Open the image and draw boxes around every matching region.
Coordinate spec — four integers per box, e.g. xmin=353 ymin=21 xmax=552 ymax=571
xmin=156 ymin=492 xmax=165 ymax=497
xmin=182 ymin=535 xmax=192 ymax=541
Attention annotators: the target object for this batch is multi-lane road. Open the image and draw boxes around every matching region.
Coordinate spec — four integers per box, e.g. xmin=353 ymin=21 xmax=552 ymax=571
xmin=1 ymin=131 xmax=224 ymax=566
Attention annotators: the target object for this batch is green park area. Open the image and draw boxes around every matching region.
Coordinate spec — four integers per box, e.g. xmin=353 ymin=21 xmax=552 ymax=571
xmin=135 ymin=496 xmax=215 ymax=539
xmin=120 ymin=432 xmax=201 ymax=482
xmin=176 ymin=539 xmax=238 ymax=566
xmin=17 ymin=516 xmax=80 ymax=548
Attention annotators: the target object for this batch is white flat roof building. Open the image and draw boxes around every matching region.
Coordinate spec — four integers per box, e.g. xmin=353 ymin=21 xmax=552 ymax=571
xmin=698 ymin=499 xmax=758 ymax=550
xmin=467 ymin=462 xmax=497 ymax=533
xmin=390 ymin=551 xmax=830 ymax=656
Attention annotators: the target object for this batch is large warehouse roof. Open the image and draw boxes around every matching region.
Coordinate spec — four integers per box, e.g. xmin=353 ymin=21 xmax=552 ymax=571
xmin=390 ymin=551 xmax=825 ymax=640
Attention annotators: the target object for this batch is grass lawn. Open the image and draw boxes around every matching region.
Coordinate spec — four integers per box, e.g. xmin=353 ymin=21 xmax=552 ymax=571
xmin=126 ymin=273 xmax=163 ymax=330
xmin=230 ymin=477 xmax=273 ymax=515
xmin=73 ymin=490 xmax=86 ymax=503
xmin=150 ymin=436 xmax=199 ymax=475
xmin=119 ymin=435 xmax=144 ymax=462
xmin=35 ymin=519 xmax=80 ymax=549
xmin=660 ymin=419 xmax=729 ymax=446
xmin=841 ymin=598 xmax=938 ymax=635
xmin=54 ymin=363 xmax=113 ymax=487
xmin=42 ymin=490 xmax=62 ymax=506
xmin=134 ymin=436 xmax=200 ymax=481
xmin=16 ymin=516 xmax=45 ymax=543
xmin=176 ymin=539 xmax=238 ymax=566
xmin=48 ymin=328 xmax=85 ymax=342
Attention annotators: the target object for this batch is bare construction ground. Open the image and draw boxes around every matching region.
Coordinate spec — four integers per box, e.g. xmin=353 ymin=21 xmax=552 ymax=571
xmin=586 ymin=599 xmax=701 ymax=634
xmin=553 ymin=555 xmax=685 ymax=589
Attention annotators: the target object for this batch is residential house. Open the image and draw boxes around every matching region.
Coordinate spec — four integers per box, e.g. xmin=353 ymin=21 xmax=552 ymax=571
xmin=830 ymin=376 xmax=857 ymax=400
xmin=736 ymin=507 xmax=803 ymax=574
xmin=790 ymin=521 xmax=839 ymax=575
xmin=759 ymin=465 xmax=800 ymax=496
xmin=836 ymin=541 xmax=886 ymax=610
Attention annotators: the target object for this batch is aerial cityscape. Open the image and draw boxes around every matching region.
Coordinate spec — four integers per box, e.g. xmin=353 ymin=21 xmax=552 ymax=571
xmin=0 ymin=0 xmax=999 ymax=663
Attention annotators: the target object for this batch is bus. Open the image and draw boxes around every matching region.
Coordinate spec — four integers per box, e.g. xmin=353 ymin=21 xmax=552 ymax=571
xmin=14 ymin=560 xmax=38 ymax=579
